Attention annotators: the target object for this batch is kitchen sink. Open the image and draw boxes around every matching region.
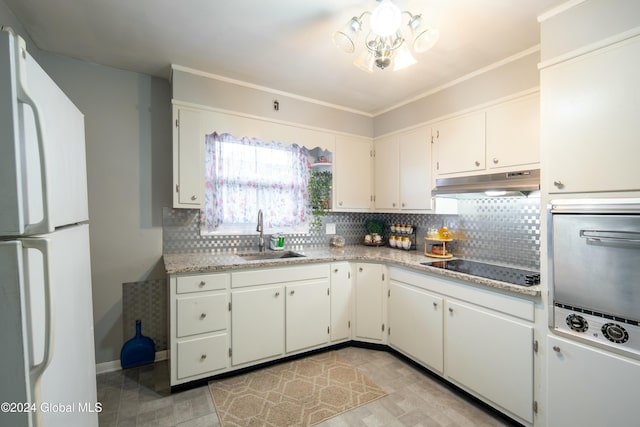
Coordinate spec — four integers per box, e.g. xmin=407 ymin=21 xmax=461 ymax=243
xmin=236 ymin=250 xmax=306 ymax=261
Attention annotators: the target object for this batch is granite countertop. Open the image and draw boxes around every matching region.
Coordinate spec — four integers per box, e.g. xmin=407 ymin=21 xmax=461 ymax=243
xmin=163 ymin=246 xmax=541 ymax=297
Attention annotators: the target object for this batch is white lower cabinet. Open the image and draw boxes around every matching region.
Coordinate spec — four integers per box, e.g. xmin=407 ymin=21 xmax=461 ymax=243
xmin=445 ymin=299 xmax=534 ymax=424
xmin=354 ymin=263 xmax=386 ymax=342
xmin=177 ymin=335 xmax=227 ymax=380
xmin=547 ymin=335 xmax=640 ymax=426
xmin=285 ymin=279 xmax=330 ymax=353
xmin=388 ymin=267 xmax=535 ymax=425
xmin=388 ymin=280 xmax=443 ymax=373
xmin=330 ymin=262 xmax=352 ymax=342
xmin=169 ymin=272 xmax=231 ymax=386
xmin=170 ymin=262 xmax=537 ymax=426
xmin=230 ymin=264 xmax=330 ymax=367
xmin=231 ymin=285 xmax=285 ymax=366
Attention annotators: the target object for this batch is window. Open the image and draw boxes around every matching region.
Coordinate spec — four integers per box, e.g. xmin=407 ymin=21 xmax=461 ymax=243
xmin=201 ymin=132 xmax=310 ymax=234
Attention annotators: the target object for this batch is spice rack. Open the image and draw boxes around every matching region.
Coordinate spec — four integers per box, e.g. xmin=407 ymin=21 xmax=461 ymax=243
xmin=389 ymin=224 xmax=417 ymax=250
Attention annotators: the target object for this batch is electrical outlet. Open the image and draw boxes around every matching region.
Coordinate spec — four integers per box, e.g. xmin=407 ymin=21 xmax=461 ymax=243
xmin=325 ymin=223 xmax=336 ymax=235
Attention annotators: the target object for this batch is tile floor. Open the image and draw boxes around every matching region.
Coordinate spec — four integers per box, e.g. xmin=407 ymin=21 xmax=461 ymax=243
xmin=97 ymin=347 xmax=518 ymax=426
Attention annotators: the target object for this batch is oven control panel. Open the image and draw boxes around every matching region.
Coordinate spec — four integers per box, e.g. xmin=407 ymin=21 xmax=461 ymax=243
xmin=554 ymin=305 xmax=640 ymax=359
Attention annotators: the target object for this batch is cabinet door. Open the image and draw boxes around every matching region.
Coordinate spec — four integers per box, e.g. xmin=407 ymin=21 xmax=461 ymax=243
xmin=334 ymin=136 xmax=372 ymax=210
xmin=373 ymin=135 xmax=399 ymax=210
xmin=399 ymin=127 xmax=432 ymax=210
xmin=354 ymin=263 xmax=385 ymax=341
xmin=434 ymin=111 xmax=485 ymax=175
xmin=330 ymin=262 xmax=352 ymax=342
xmin=542 ymin=36 xmax=640 ymax=193
xmin=486 ymin=94 xmax=539 ymax=170
xmin=388 ymin=281 xmax=443 ymax=372
xmin=231 ymin=285 xmax=284 ymax=365
xmin=172 ymin=107 xmax=204 ymax=208
xmin=286 ymin=279 xmax=330 ymax=353
xmin=445 ymin=300 xmax=533 ymax=423
xmin=547 ymin=335 xmax=640 ymax=426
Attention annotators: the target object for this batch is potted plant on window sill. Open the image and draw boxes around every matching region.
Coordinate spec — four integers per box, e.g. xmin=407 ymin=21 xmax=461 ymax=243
xmin=309 ymin=169 xmax=332 ymax=232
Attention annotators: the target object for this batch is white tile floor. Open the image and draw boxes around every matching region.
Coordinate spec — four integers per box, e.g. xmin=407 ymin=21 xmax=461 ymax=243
xmin=97 ymin=347 xmax=518 ymax=426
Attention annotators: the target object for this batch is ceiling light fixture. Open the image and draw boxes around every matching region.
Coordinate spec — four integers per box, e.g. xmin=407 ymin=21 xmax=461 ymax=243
xmin=332 ymin=0 xmax=439 ymax=72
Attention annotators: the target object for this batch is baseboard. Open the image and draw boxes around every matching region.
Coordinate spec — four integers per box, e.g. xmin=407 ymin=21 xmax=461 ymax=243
xmin=95 ymin=350 xmax=168 ymax=374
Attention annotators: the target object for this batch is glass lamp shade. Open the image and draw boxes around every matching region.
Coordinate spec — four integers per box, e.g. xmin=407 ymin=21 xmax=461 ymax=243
xmin=410 ymin=15 xmax=440 ymax=53
xmin=333 ymin=17 xmax=362 ymax=53
xmin=393 ymin=41 xmax=417 ymax=71
xmin=371 ymin=0 xmax=401 ymax=37
xmin=353 ymin=50 xmax=375 ymax=73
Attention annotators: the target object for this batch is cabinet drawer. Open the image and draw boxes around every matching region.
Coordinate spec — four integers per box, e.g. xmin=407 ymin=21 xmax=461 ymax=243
xmin=231 ymin=264 xmax=329 ymax=288
xmin=177 ymin=334 xmax=227 ymax=379
xmin=176 ymin=273 xmax=230 ymax=294
xmin=177 ymin=294 xmax=227 ymax=337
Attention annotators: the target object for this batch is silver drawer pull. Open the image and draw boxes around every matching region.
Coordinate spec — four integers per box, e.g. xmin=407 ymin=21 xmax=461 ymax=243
xmin=200 ymin=313 xmax=207 ymax=319
xmin=553 ymin=346 xmax=561 ymax=353
xmin=191 ymin=195 xmax=198 ymax=201
xmin=200 ymin=354 xmax=207 ymax=360
xmin=198 ymin=281 xmax=206 ymax=287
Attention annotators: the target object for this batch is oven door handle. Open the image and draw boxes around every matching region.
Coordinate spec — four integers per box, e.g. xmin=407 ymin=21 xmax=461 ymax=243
xmin=581 ymin=230 xmax=640 ymax=246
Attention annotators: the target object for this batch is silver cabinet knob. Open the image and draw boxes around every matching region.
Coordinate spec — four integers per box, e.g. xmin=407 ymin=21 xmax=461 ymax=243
xmin=200 ymin=313 xmax=207 ymax=319
xmin=191 ymin=195 xmax=197 ymax=201
xmin=474 ymin=160 xmax=481 ymax=167
xmin=275 ymin=291 xmax=280 ymax=297
xmin=290 ymin=290 xmax=295 ymax=296
xmin=198 ymin=281 xmax=206 ymax=287
xmin=359 ymin=267 xmax=363 ymax=272
xmin=553 ymin=346 xmax=561 ymax=353
xmin=448 ymin=307 xmax=454 ymax=313
xmin=339 ymin=201 xmax=343 ymax=206
xmin=200 ymin=354 xmax=207 ymax=360
xmin=433 ymin=302 xmax=438 ymax=308
xmin=553 ymin=180 xmax=564 ymax=188
xmin=401 ymin=203 xmax=406 ymax=207
xmin=392 ymin=202 xmax=396 ymax=207
xmin=334 ymin=268 xmax=338 ymax=273
xmin=492 ymin=158 xmax=499 ymax=164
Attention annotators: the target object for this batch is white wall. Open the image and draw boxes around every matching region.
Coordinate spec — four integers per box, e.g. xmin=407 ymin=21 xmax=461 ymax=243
xmin=36 ymin=53 xmax=173 ymax=364
xmin=2 ymin=0 xmax=173 ymax=363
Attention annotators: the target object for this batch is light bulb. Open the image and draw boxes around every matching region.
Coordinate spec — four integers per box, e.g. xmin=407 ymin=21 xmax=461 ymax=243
xmin=371 ymin=0 xmax=401 ymax=37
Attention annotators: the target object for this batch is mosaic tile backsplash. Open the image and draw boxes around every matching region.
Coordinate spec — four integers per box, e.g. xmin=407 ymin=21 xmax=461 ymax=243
xmin=163 ymin=196 xmax=540 ymax=270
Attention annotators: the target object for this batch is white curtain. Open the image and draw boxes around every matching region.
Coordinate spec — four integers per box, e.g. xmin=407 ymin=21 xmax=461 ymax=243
xmin=201 ymin=132 xmax=310 ymax=233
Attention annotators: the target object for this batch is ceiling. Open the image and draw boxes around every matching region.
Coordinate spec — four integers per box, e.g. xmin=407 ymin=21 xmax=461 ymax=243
xmin=4 ymin=0 xmax=565 ymax=115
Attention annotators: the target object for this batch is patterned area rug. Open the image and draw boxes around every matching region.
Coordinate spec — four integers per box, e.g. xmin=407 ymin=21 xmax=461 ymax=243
xmin=209 ymin=351 xmax=386 ymax=426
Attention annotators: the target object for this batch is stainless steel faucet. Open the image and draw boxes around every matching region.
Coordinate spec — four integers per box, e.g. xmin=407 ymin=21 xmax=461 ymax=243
xmin=257 ymin=209 xmax=264 ymax=252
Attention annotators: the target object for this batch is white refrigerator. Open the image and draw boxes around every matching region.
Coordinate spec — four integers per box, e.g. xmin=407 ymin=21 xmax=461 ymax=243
xmin=0 ymin=28 xmax=99 ymax=427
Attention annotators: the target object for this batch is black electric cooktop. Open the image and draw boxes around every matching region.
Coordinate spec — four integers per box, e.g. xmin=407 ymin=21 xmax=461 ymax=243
xmin=421 ymin=259 xmax=540 ymax=287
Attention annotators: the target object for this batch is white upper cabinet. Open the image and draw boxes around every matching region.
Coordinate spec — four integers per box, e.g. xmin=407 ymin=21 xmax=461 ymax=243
xmin=433 ymin=111 xmax=486 ymax=176
xmin=399 ymin=127 xmax=432 ymax=210
xmin=541 ymin=35 xmax=640 ymax=193
xmin=172 ymin=106 xmax=204 ymax=208
xmin=334 ymin=135 xmax=372 ymax=211
xmin=486 ymin=93 xmax=540 ymax=170
xmin=432 ymin=94 xmax=540 ymax=178
xmin=374 ymin=127 xmax=432 ymax=212
xmin=373 ymin=135 xmax=399 ymax=210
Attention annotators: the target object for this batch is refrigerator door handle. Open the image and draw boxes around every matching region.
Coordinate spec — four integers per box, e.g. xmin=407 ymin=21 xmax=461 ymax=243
xmin=15 ymin=36 xmax=52 ymax=235
xmin=22 ymin=238 xmax=54 ymax=385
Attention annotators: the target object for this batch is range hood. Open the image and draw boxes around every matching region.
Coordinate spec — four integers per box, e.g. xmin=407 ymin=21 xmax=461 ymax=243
xmin=432 ymin=169 xmax=540 ymax=196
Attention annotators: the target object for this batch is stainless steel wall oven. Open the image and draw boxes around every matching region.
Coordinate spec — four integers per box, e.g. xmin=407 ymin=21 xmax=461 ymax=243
xmin=548 ymin=198 xmax=640 ymax=360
